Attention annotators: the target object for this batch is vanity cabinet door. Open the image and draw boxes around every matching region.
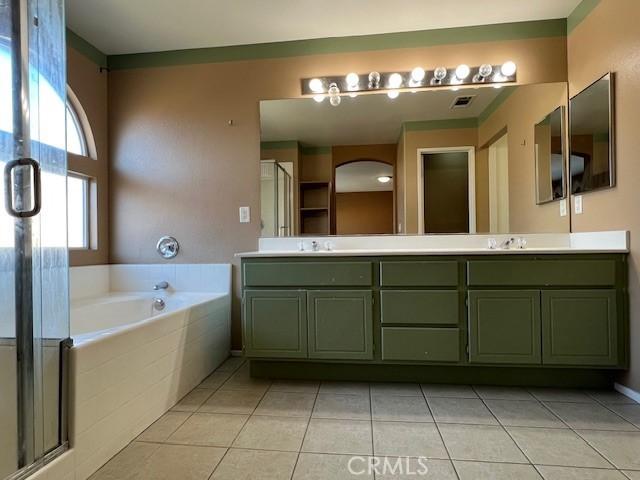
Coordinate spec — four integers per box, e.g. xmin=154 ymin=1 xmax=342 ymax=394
xmin=308 ymin=290 xmax=373 ymax=360
xmin=243 ymin=290 xmax=307 ymax=358
xmin=468 ymin=290 xmax=542 ymax=365
xmin=542 ymin=290 xmax=618 ymax=366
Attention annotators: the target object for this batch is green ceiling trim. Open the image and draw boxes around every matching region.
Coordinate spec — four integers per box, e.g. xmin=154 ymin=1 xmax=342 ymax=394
xmin=477 ymin=86 xmax=517 ymax=125
xmin=66 ymin=29 xmax=107 ymax=67
xmin=403 ymin=118 xmax=479 ymax=131
xmin=567 ymin=0 xmax=601 ymax=33
xmin=260 ymin=140 xmax=299 ymax=150
xmin=300 ymin=145 xmax=331 ymax=155
xmin=107 ymin=19 xmax=566 ymax=70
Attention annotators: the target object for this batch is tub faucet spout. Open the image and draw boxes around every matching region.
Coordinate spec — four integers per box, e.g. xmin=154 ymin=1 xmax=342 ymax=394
xmin=154 ymin=281 xmax=169 ymax=291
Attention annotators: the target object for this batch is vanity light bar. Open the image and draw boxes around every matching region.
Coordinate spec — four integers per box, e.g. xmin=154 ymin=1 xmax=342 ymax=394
xmin=301 ymin=62 xmax=517 ymax=96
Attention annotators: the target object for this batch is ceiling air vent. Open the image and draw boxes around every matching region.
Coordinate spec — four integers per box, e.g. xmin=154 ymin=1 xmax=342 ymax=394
xmin=450 ymin=95 xmax=475 ymax=109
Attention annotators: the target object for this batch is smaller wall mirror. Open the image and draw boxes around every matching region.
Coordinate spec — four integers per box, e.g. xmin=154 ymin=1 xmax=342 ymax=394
xmin=535 ymin=106 xmax=566 ymax=204
xmin=569 ymin=72 xmax=615 ymax=195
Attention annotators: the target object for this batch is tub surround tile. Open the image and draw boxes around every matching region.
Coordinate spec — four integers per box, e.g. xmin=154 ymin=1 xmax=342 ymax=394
xmin=210 ymin=448 xmax=297 ymax=480
xmin=545 ymin=402 xmax=638 ymax=431
xmin=302 ymin=418 xmax=373 ymax=455
xmin=428 ymin=397 xmax=499 ymax=425
xmin=454 ymin=460 xmax=542 ymax=479
xmin=255 ymin=391 xmax=317 ymax=417
xmin=507 ymin=427 xmax=612 ymax=468
xmin=577 ymin=430 xmax=640 ymax=470
xmin=137 ymin=411 xmax=191 ymax=442
xmin=485 ymin=400 xmax=567 ymax=428
xmin=171 ymin=388 xmax=215 ymax=412
xmin=370 ymin=382 xmax=422 ymax=397
xmin=232 ymin=415 xmax=309 ymax=451
xmin=372 ymin=421 xmax=448 ymax=458
xmin=535 ymin=465 xmax=627 ymax=480
xmin=473 ymin=385 xmax=536 ymax=401
xmin=371 ymin=395 xmax=432 ymax=423
xmin=292 ymin=453 xmax=374 ymax=480
xmin=270 ymin=379 xmax=320 ymax=394
xmin=167 ymin=413 xmax=248 ymax=447
xmin=312 ymin=393 xmax=371 ymax=421
xmin=199 ymin=389 xmax=264 ymax=415
xmin=439 ymin=424 xmax=527 ymax=463
xmin=421 ymin=384 xmax=478 ymax=399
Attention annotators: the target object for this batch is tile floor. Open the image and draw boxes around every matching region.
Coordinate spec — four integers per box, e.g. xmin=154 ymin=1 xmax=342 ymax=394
xmin=90 ymin=358 xmax=640 ymax=479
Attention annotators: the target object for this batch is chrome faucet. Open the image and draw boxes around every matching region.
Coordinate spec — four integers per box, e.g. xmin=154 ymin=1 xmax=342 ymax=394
xmin=153 ymin=281 xmax=169 ymax=291
xmin=500 ymin=237 xmax=517 ymax=249
xmin=311 ymin=241 xmax=320 ymax=252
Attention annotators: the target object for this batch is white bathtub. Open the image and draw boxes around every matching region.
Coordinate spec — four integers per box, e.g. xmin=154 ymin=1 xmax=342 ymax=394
xmin=67 ymin=264 xmax=231 ymax=480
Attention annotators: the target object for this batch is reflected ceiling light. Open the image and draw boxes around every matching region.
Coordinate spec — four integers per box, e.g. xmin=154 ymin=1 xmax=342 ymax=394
xmin=455 ymin=64 xmax=471 ymax=80
xmin=349 ymin=92 xmax=358 ymax=98
xmin=387 ymin=90 xmax=399 ymax=99
xmin=411 ymin=67 xmax=425 ymax=83
xmin=479 ymin=64 xmax=493 ymax=78
xmin=346 ymin=72 xmax=359 ymax=89
xmin=388 ymin=73 xmax=403 ymax=89
xmin=377 ymin=176 xmax=392 ymax=183
xmin=501 ymin=61 xmax=517 ymax=77
xmin=313 ymin=94 xmax=325 ymax=102
xmin=368 ymin=71 xmax=381 ymax=88
xmin=327 ymin=83 xmax=341 ymax=107
xmin=430 ymin=67 xmax=448 ymax=85
xmin=309 ymin=78 xmax=324 ymax=93
xmin=329 ymin=96 xmax=341 ymax=106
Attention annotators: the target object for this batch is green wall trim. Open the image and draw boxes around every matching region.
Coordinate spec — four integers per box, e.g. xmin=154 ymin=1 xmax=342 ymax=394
xmin=300 ymin=145 xmax=331 ymax=155
xmin=567 ymin=0 xmax=601 ymax=33
xmin=260 ymin=140 xmax=299 ymax=150
xmin=107 ymin=19 xmax=567 ymax=70
xmin=403 ymin=118 xmax=479 ymax=132
xmin=66 ymin=29 xmax=108 ymax=67
xmin=477 ymin=86 xmax=517 ymax=125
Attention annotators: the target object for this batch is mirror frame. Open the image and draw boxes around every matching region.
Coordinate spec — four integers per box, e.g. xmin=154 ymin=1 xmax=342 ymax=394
xmin=535 ymin=105 xmax=567 ymax=205
xmin=569 ymin=72 xmax=616 ymax=196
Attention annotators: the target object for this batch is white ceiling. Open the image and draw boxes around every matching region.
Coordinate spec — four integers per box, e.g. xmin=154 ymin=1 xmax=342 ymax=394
xmin=260 ymin=86 xmax=507 ymax=146
xmin=336 ymin=161 xmax=394 ymax=193
xmin=65 ymin=0 xmax=581 ymax=55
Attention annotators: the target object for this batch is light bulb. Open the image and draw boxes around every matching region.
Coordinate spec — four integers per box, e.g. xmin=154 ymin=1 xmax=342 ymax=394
xmin=455 ymin=64 xmax=470 ymax=80
xmin=501 ymin=61 xmax=517 ymax=77
xmin=313 ymin=94 xmax=325 ymax=103
xmin=329 ymin=95 xmax=341 ymax=107
xmin=387 ymin=90 xmax=399 ymax=99
xmin=309 ymin=78 xmax=323 ymax=93
xmin=377 ymin=176 xmax=392 ymax=183
xmin=493 ymin=72 xmax=506 ymax=83
xmin=411 ymin=67 xmax=425 ymax=83
xmin=328 ymin=83 xmax=340 ymax=97
xmin=479 ymin=64 xmax=493 ymax=77
xmin=346 ymin=72 xmax=359 ymax=89
xmin=368 ymin=71 xmax=381 ymax=88
xmin=433 ymin=67 xmax=447 ymax=81
xmin=388 ymin=73 xmax=403 ymax=89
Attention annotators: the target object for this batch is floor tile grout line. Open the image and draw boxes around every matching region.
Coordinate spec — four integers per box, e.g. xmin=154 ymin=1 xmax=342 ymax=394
xmin=289 ymin=382 xmax=321 ymax=480
xmin=421 ymin=385 xmax=461 ymax=480
xmin=572 ymin=428 xmax=632 ymax=470
xmin=587 ymin=395 xmax=640 ymax=430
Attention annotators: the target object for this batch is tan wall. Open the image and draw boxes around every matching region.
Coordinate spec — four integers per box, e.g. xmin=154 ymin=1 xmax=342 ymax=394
xmin=260 ymin=146 xmax=299 ymax=233
xmin=67 ymin=47 xmax=109 ymax=266
xmin=336 ymin=191 xmax=394 ymax=235
xmin=396 ymin=138 xmax=405 ymax=232
xmin=108 ymin=36 xmax=568 ymax=348
xmin=567 ymin=0 xmax=640 ymax=390
xmin=475 ymin=147 xmax=490 ymax=232
xmin=478 ymin=83 xmax=570 ymax=233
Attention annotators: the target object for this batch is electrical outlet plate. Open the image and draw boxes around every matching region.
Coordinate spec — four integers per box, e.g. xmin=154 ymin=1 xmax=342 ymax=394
xmin=239 ymin=206 xmax=250 ymax=223
xmin=574 ymin=195 xmax=583 ymax=215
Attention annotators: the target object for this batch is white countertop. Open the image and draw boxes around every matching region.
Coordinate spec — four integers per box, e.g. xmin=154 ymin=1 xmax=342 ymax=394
xmin=236 ymin=231 xmax=629 ymax=258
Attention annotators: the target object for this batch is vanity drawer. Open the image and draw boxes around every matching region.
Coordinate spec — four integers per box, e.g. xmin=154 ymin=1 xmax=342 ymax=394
xmin=467 ymin=259 xmax=617 ymax=287
xmin=244 ymin=261 xmax=373 ymax=287
xmin=380 ymin=290 xmax=459 ymax=325
xmin=381 ymin=327 xmax=460 ymax=362
xmin=380 ymin=261 xmax=458 ymax=287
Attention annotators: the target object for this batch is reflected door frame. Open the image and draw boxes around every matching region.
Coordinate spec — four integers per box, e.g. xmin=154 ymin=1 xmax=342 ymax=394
xmin=416 ymin=146 xmax=476 ymax=234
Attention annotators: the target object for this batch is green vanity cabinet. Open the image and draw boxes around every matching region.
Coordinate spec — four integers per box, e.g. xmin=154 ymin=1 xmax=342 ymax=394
xmin=380 ymin=290 xmax=459 ymax=325
xmin=243 ymin=290 xmax=307 ymax=358
xmin=468 ymin=290 xmax=542 ymax=364
xmin=542 ymin=290 xmax=618 ymax=366
xmin=381 ymin=327 xmax=460 ymax=362
xmin=308 ymin=290 xmax=374 ymax=360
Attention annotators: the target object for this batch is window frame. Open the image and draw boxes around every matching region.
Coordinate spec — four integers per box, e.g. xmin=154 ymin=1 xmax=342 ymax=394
xmin=67 ymin=172 xmax=91 ymax=250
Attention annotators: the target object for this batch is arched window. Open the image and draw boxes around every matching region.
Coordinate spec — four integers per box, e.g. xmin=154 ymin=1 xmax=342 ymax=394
xmin=66 ymin=101 xmax=88 ymax=156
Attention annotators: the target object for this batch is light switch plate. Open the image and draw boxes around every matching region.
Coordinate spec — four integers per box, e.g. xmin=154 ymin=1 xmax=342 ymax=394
xmin=574 ymin=195 xmax=583 ymax=215
xmin=239 ymin=206 xmax=250 ymax=223
xmin=559 ymin=199 xmax=567 ymax=217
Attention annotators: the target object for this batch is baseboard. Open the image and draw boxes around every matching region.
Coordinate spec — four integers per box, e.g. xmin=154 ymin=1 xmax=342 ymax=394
xmin=230 ymin=349 xmax=243 ymax=357
xmin=614 ymin=382 xmax=640 ymax=403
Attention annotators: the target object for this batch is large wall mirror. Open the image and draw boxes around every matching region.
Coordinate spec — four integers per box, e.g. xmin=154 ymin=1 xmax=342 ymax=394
xmin=569 ymin=72 xmax=615 ymax=195
xmin=535 ymin=106 xmax=566 ymax=204
xmin=260 ymin=81 xmax=569 ymax=237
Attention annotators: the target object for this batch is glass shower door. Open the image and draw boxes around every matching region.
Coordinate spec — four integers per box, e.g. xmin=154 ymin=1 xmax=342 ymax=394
xmin=1 ymin=0 xmax=69 ymax=479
